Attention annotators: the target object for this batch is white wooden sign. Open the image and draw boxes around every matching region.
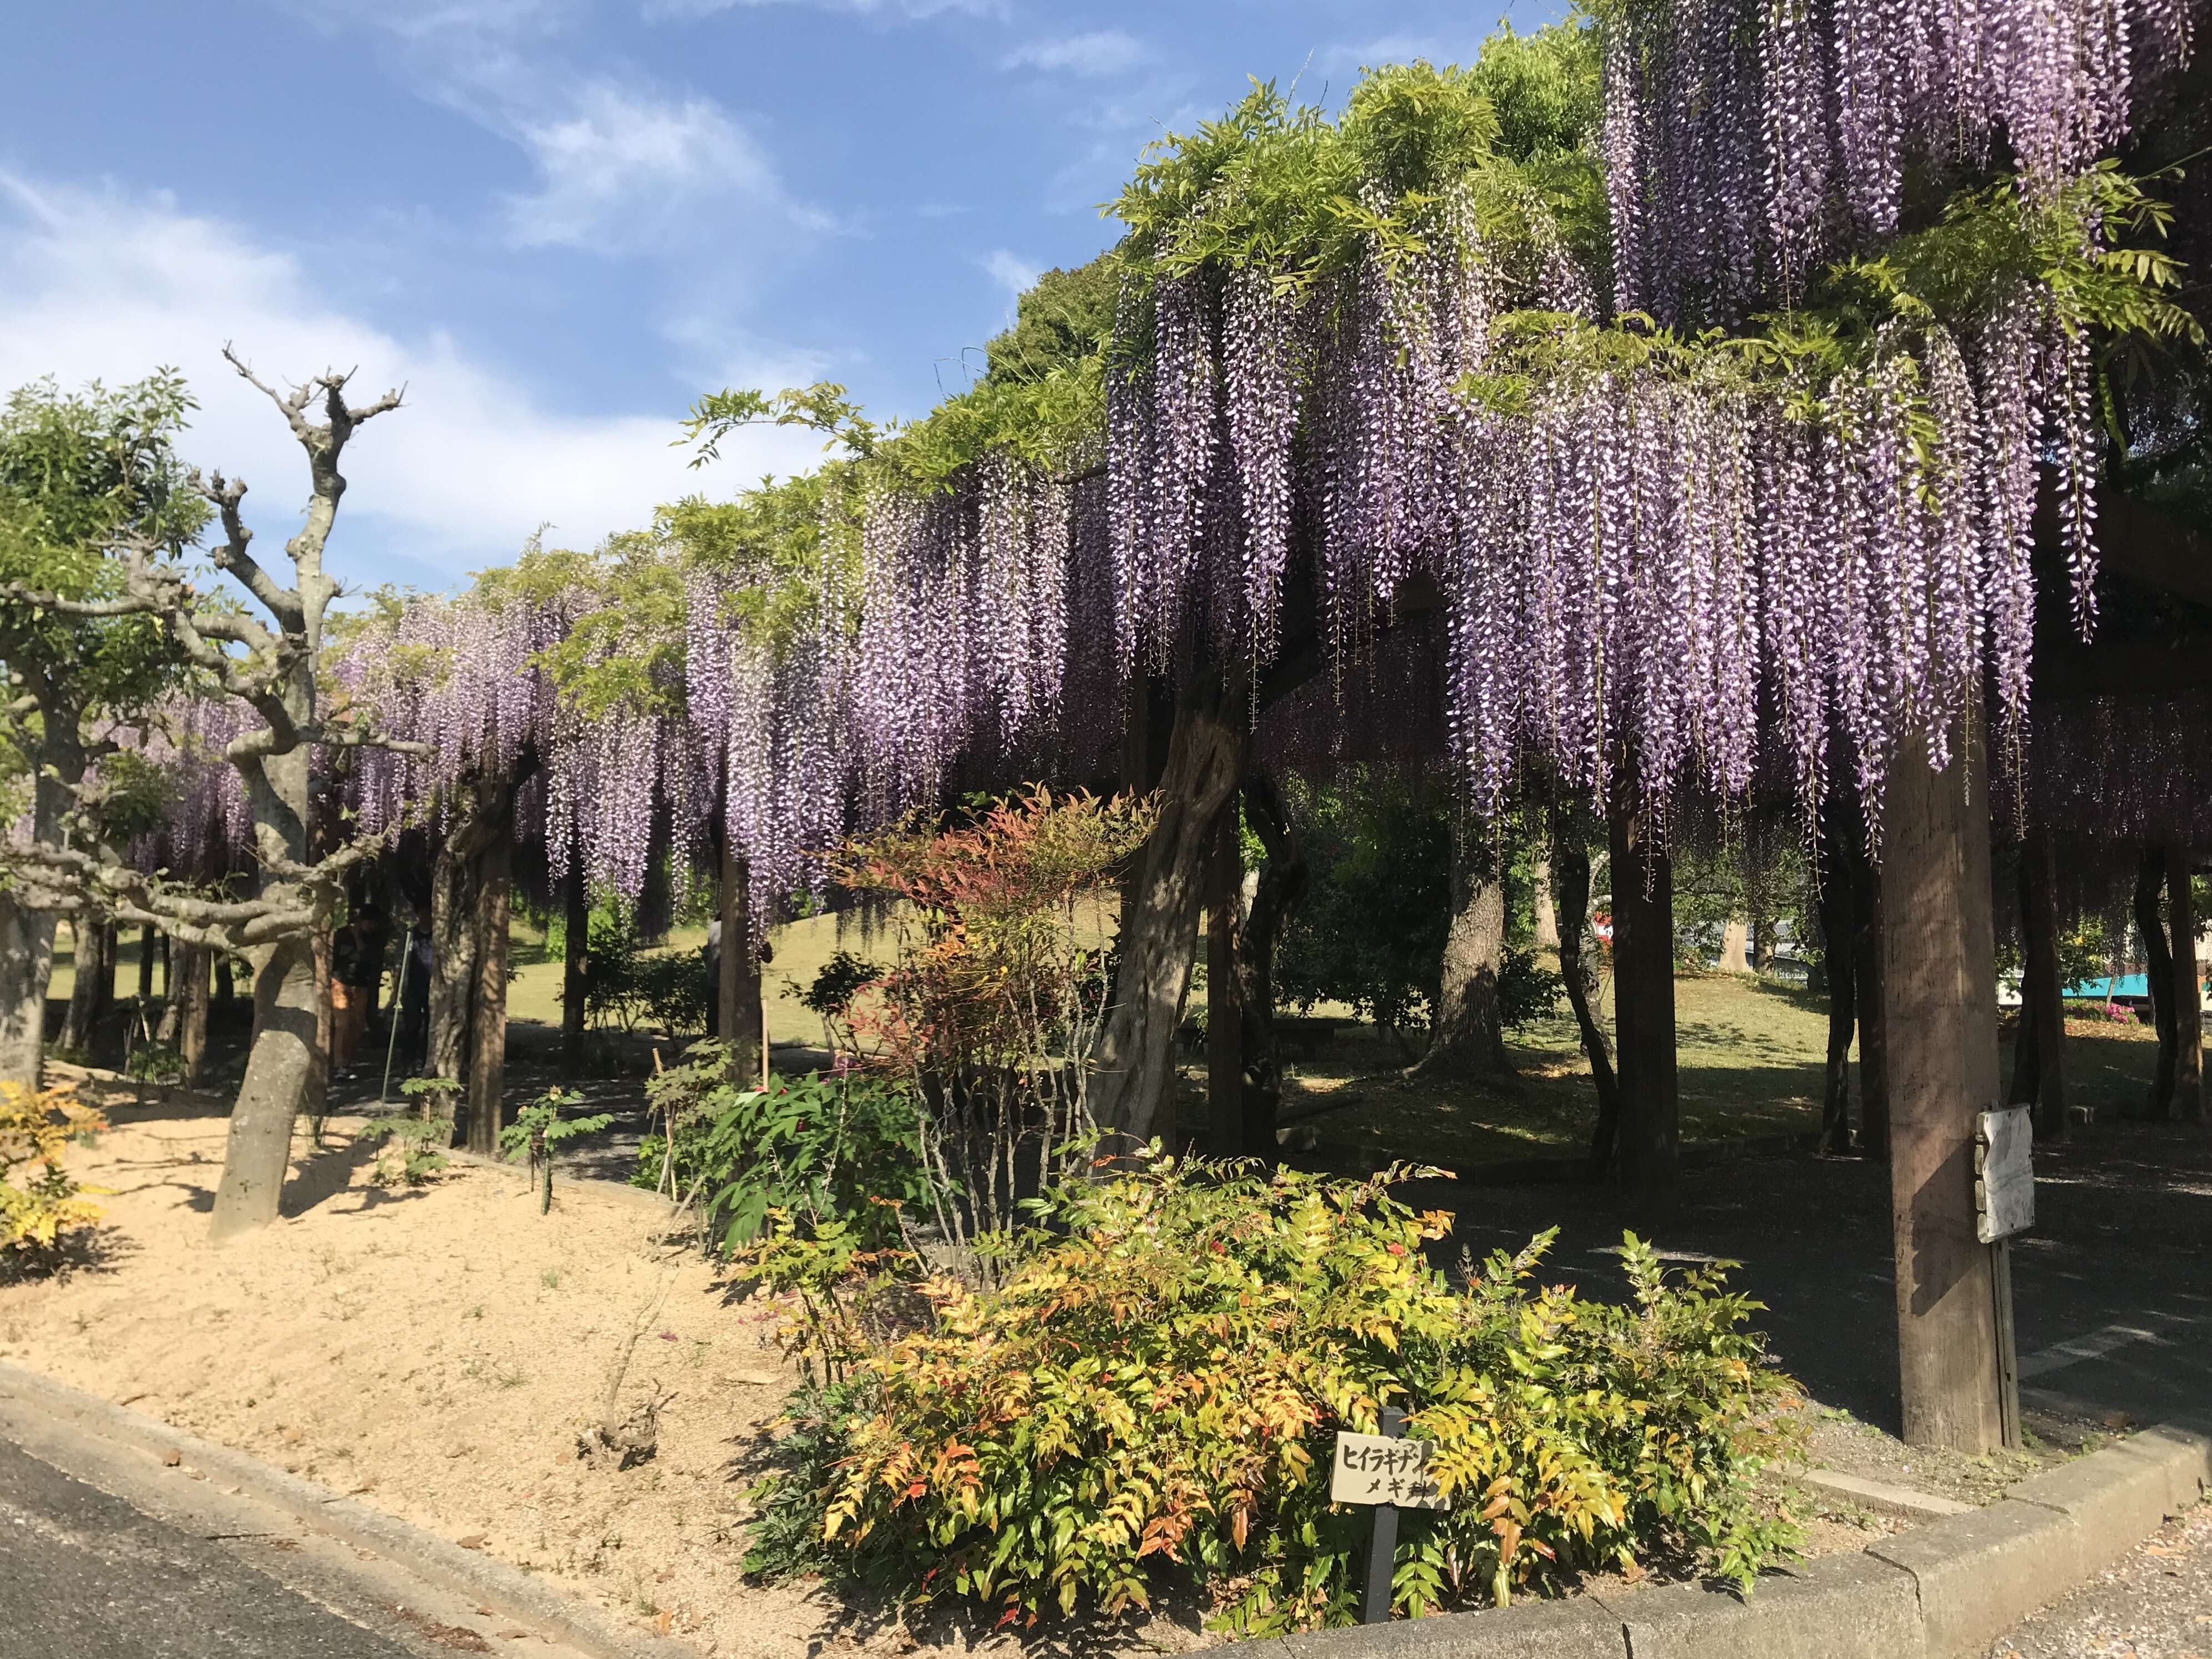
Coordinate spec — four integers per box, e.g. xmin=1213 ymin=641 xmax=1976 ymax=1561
xmin=1976 ymin=1105 xmax=2035 ymax=1244
xmin=1330 ymin=1432 xmax=1448 ymax=1510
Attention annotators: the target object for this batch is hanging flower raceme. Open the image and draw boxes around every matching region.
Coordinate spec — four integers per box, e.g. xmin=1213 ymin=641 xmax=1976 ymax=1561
xmin=1601 ymin=0 xmax=2194 ymax=317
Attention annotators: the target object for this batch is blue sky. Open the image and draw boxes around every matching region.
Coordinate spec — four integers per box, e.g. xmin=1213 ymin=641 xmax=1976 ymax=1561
xmin=0 ymin=0 xmax=1557 ymax=591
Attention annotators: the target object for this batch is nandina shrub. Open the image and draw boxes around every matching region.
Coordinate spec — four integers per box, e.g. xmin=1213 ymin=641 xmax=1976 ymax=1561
xmin=830 ymin=785 xmax=1158 ymax=1256
xmin=772 ymin=1159 xmax=1799 ymax=1631
xmin=0 ymin=1082 xmax=108 ymax=1266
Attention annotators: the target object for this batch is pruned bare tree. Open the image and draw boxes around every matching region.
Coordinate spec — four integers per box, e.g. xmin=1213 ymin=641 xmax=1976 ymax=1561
xmin=0 ymin=349 xmax=424 ymax=1239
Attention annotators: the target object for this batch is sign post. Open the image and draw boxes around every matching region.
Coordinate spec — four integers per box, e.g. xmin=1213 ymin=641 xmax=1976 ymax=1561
xmin=1332 ymin=1408 xmax=1447 ymax=1625
xmin=1976 ymin=1104 xmax=2033 ymax=1450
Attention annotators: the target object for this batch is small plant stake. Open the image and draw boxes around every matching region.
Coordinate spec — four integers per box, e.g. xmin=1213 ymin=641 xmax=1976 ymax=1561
xmin=1333 ymin=1407 xmax=1448 ymax=1624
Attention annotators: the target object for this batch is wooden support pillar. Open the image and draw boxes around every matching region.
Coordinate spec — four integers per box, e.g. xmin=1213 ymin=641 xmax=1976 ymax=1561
xmin=1609 ymin=803 xmax=1680 ymax=1214
xmin=718 ymin=843 xmax=765 ymax=1088
xmin=2135 ymin=849 xmax=2178 ymax=1119
xmin=2166 ymin=845 xmax=2203 ymax=1124
xmin=1206 ymin=799 xmax=1245 ymax=1160
xmin=1881 ymin=727 xmax=2014 ymax=1452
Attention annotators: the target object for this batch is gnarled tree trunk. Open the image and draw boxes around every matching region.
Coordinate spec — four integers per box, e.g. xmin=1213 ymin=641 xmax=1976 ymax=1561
xmin=1531 ymin=854 xmax=1560 ymax=950
xmin=466 ymin=823 xmax=512 ymax=1156
xmin=1205 ymin=801 xmax=1244 ymax=1159
xmin=561 ymin=870 xmax=589 ymax=1078
xmin=2012 ymin=831 xmax=2068 ymax=1142
xmin=2167 ymin=845 xmax=2202 ymax=1124
xmin=211 ymin=738 xmax=320 ymax=1242
xmin=1409 ymin=831 xmax=1515 ymax=1085
xmin=718 ymin=843 xmax=764 ymax=1087
xmin=1091 ymin=669 xmax=1246 ymax=1149
xmin=1554 ymin=829 xmax=1621 ymax=1180
xmin=1609 ymin=800 xmax=1679 ymax=1215
xmin=2137 ymin=848 xmax=2177 ymax=1119
xmin=1818 ymin=857 xmax=1859 ymax=1156
xmin=1234 ymin=768 xmax=1306 ymax=1157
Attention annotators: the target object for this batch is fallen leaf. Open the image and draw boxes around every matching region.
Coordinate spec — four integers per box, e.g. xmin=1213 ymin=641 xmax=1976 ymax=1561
xmin=653 ymin=1611 xmax=674 ymax=1635
xmin=162 ymin=1451 xmax=182 ymax=1468
xmin=458 ymin=1534 xmax=489 ymax=1550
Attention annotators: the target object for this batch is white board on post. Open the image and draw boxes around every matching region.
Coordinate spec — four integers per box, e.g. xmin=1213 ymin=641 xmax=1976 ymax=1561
xmin=1330 ymin=1432 xmax=1448 ymax=1510
xmin=1975 ymin=1105 xmax=2035 ymax=1244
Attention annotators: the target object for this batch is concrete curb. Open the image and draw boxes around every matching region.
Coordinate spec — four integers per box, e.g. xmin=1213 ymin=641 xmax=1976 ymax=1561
xmin=0 ymin=1359 xmax=699 ymax=1659
xmin=1276 ymin=1420 xmax=2210 ymax=1659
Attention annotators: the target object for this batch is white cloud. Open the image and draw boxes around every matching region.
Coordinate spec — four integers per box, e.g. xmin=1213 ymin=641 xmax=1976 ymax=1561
xmin=1000 ymin=31 xmax=1148 ymax=77
xmin=1317 ymin=35 xmax=1473 ymax=75
xmin=0 ymin=174 xmax=824 ymax=583
xmin=503 ymin=82 xmax=788 ymax=249
xmin=646 ymin=0 xmax=1006 ymax=19
xmin=980 ymin=249 xmax=1041 ymax=297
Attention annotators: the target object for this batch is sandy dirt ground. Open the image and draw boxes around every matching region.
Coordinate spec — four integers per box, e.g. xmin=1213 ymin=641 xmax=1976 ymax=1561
xmin=0 ymin=1084 xmax=1216 ymax=1659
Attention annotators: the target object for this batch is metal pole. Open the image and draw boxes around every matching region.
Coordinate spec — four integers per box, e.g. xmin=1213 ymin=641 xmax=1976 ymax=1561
xmin=1361 ymin=1406 xmax=1406 ymax=1625
xmin=379 ymin=947 xmax=408 ymax=1106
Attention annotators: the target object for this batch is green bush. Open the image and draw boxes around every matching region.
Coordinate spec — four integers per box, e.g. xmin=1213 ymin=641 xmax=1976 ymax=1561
xmin=756 ymin=1160 xmax=1799 ymax=1631
xmin=634 ymin=1060 xmax=930 ymax=1254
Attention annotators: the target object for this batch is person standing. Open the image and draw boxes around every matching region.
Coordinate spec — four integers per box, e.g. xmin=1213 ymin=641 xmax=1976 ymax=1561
xmin=329 ymin=902 xmax=385 ymax=1078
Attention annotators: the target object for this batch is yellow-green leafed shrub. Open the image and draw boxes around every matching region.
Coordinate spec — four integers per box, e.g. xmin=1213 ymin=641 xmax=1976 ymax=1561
xmin=782 ymin=1159 xmax=1800 ymax=1632
xmin=0 ymin=1081 xmax=108 ymax=1260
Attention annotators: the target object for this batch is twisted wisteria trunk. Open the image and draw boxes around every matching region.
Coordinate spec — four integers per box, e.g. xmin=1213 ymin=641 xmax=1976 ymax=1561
xmin=466 ymin=815 xmax=512 ymax=1158
xmin=427 ymin=772 xmax=518 ymax=1146
xmin=2011 ymin=831 xmax=2068 ymax=1143
xmin=1609 ymin=801 xmax=1679 ymax=1214
xmin=1531 ymin=854 xmax=1560 ymax=950
xmin=1091 ymin=669 xmax=1246 ymax=1149
xmin=1854 ymin=884 xmax=1890 ymax=1161
xmin=2135 ymin=849 xmax=2178 ymax=1119
xmin=1553 ymin=833 xmax=1621 ymax=1181
xmin=2164 ymin=844 xmax=2202 ymax=1125
xmin=210 ymin=731 xmax=319 ymax=1243
xmin=560 ymin=870 xmax=589 ymax=1079
xmin=1234 ymin=768 xmax=1306 ymax=1157
xmin=718 ymin=841 xmax=764 ymax=1088
xmin=60 ymin=920 xmax=114 ymax=1060
xmin=1818 ymin=863 xmax=1860 ymax=1157
xmin=1410 ymin=834 xmax=1515 ymax=1085
xmin=1205 ymin=801 xmax=1244 ymax=1159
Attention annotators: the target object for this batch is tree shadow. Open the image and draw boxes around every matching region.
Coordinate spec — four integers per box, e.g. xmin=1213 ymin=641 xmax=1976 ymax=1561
xmin=0 ymin=1224 xmax=139 ymax=1287
xmin=282 ymin=1135 xmax=382 ymax=1219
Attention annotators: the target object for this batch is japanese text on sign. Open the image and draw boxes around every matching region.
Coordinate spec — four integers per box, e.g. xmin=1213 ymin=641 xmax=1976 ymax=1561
xmin=1330 ymin=1432 xmax=1449 ymax=1510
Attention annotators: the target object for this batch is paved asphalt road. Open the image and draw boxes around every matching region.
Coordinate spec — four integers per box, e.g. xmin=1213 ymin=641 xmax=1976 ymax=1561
xmin=0 ymin=1435 xmax=413 ymax=1659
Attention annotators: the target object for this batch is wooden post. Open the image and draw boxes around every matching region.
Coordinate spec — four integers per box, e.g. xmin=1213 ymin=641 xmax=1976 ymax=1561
xmin=719 ymin=843 xmax=765 ymax=1088
xmin=1881 ymin=727 xmax=2012 ymax=1452
xmin=2165 ymin=845 xmax=2203 ymax=1124
xmin=1361 ymin=1406 xmax=1407 ymax=1625
xmin=1609 ymin=803 xmax=1680 ymax=1214
xmin=1206 ymin=800 xmax=1244 ymax=1159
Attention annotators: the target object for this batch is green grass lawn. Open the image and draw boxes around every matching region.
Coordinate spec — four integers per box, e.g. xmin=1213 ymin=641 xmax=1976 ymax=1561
xmin=505 ymin=908 xmax=874 ymax=1048
xmin=57 ymin=911 xmax=2166 ymax=1172
xmin=1242 ymin=964 xmax=2165 ymax=1171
